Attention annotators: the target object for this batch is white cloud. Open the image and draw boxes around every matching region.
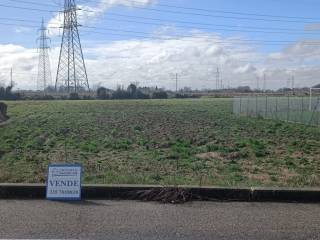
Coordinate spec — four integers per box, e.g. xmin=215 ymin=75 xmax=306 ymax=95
xmin=14 ymin=27 xmax=32 ymax=34
xmin=79 ymin=34 xmax=320 ymax=90
xmin=2 ymin=31 xmax=320 ymax=90
xmin=234 ymin=64 xmax=257 ymax=74
xmin=0 ymin=44 xmax=38 ymax=88
xmin=90 ymin=0 xmax=156 ymax=17
xmin=47 ymin=13 xmax=63 ymax=37
xmin=48 ymin=0 xmax=157 ymax=36
xmin=268 ymin=42 xmax=320 ymax=64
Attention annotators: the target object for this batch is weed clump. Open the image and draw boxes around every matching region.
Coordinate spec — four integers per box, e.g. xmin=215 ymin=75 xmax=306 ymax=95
xmin=129 ymin=187 xmax=195 ymax=204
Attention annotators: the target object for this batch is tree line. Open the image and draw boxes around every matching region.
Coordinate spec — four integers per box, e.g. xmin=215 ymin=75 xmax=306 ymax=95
xmin=0 ymin=83 xmax=200 ymax=101
xmin=0 ymin=86 xmax=20 ymax=100
xmin=96 ymin=84 xmax=169 ymax=100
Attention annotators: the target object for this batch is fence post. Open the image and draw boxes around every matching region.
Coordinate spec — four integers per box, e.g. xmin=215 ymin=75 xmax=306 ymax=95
xmin=293 ymin=97 xmax=297 ymax=123
xmin=309 ymin=88 xmax=312 ymax=111
xmin=247 ymin=97 xmax=249 ymax=116
xmin=255 ymin=95 xmax=258 ymax=117
xmin=301 ymin=97 xmax=304 ymax=124
xmin=239 ymin=96 xmax=242 ymax=115
xmin=315 ymin=97 xmax=320 ymax=126
xmin=265 ymin=95 xmax=268 ymax=119
xmin=287 ymin=95 xmax=290 ymax=122
xmin=275 ymin=97 xmax=278 ymax=120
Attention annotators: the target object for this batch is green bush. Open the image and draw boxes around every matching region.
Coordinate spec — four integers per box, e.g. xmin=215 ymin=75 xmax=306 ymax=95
xmin=69 ymin=92 xmax=80 ymax=100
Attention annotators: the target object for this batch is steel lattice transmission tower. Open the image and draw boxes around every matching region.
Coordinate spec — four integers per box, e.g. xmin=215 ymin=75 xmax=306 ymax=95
xmin=55 ymin=0 xmax=89 ymax=93
xmin=37 ymin=19 xmax=52 ymax=93
xmin=216 ymin=67 xmax=220 ymax=90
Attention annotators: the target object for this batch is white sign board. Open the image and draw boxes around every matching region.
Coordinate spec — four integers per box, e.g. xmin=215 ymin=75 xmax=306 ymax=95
xmin=46 ymin=164 xmax=82 ymax=201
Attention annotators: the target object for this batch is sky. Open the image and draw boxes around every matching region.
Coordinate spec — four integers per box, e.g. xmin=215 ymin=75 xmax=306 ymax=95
xmin=0 ymin=0 xmax=320 ymax=90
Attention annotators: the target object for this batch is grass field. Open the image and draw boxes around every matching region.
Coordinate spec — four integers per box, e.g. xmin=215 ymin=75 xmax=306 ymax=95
xmin=0 ymin=98 xmax=319 ymax=187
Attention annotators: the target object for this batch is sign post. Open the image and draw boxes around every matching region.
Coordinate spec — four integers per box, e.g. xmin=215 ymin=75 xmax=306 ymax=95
xmin=46 ymin=164 xmax=82 ymax=201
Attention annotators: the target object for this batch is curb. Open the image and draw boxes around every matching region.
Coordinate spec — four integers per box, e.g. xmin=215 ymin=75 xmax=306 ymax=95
xmin=0 ymin=184 xmax=319 ymax=203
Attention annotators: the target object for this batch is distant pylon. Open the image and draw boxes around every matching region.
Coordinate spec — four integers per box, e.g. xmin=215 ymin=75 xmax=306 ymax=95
xmin=175 ymin=73 xmax=178 ymax=92
xmin=10 ymin=68 xmax=13 ymax=88
xmin=216 ymin=67 xmax=220 ymax=90
xmin=37 ymin=18 xmax=52 ymax=93
xmin=55 ymin=0 xmax=89 ymax=93
xmin=263 ymin=73 xmax=266 ymax=92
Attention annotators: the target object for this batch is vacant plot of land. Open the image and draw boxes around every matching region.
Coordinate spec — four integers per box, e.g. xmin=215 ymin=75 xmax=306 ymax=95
xmin=0 ymin=99 xmax=319 ymax=187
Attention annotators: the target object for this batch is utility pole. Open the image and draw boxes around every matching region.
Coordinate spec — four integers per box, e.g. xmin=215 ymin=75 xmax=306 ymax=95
xmin=220 ymin=70 xmax=223 ymax=90
xmin=10 ymin=68 xmax=13 ymax=88
xmin=37 ymin=18 xmax=52 ymax=94
xmin=175 ymin=73 xmax=178 ymax=92
xmin=216 ymin=67 xmax=220 ymax=90
xmin=287 ymin=78 xmax=291 ymax=89
xmin=55 ymin=0 xmax=89 ymax=93
xmin=263 ymin=73 xmax=266 ymax=92
xmin=291 ymin=75 xmax=295 ymax=95
xmin=291 ymin=75 xmax=295 ymax=89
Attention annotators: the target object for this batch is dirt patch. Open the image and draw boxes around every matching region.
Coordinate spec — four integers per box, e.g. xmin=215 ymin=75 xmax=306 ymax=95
xmin=248 ymin=173 xmax=271 ymax=183
xmin=196 ymin=152 xmax=223 ymax=160
xmin=278 ymin=168 xmax=300 ymax=183
xmin=291 ymin=151 xmax=305 ymax=158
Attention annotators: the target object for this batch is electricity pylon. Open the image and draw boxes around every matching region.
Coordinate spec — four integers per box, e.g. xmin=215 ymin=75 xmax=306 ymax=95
xmin=37 ymin=18 xmax=52 ymax=93
xmin=55 ymin=0 xmax=89 ymax=93
xmin=216 ymin=67 xmax=220 ymax=90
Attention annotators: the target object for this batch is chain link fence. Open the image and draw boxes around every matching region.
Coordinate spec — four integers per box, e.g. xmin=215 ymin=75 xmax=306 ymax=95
xmin=233 ymin=95 xmax=320 ymax=126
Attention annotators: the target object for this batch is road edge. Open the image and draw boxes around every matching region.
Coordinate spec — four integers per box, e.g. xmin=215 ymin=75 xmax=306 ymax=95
xmin=0 ymin=184 xmax=319 ymax=202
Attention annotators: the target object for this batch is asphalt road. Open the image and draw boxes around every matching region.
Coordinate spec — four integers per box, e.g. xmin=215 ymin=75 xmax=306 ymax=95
xmin=0 ymin=200 xmax=319 ymax=240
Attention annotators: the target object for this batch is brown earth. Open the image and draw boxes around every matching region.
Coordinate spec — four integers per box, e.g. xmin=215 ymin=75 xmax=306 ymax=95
xmin=195 ymin=152 xmax=223 ymax=160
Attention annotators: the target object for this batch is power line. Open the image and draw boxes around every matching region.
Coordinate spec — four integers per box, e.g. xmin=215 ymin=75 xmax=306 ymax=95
xmin=0 ymin=21 xmax=61 ymax=30
xmin=0 ymin=17 xmax=42 ymax=24
xmin=5 ymin=0 xmax=58 ymax=8
xmin=104 ymin=13 xmax=317 ymax=33
xmin=0 ymin=1 xmax=318 ymax=38
xmin=0 ymin=19 xmax=318 ymax=47
xmin=125 ymin=6 xmax=317 ymax=24
xmin=80 ymin=28 xmax=320 ymax=46
xmin=0 ymin=70 xmax=37 ymax=75
xmin=139 ymin=1 xmax=320 ymax=21
xmin=1 ymin=0 xmax=318 ymax=25
xmin=82 ymin=0 xmax=320 ymax=21
xmin=102 ymin=17 xmax=317 ymax=36
xmin=0 ymin=7 xmax=317 ymax=47
xmin=0 ymin=12 xmax=314 ymax=34
xmin=0 ymin=22 xmax=290 ymax=46
xmin=0 ymin=14 xmax=316 ymax=37
xmin=0 ymin=16 xmax=315 ymax=46
xmin=0 ymin=3 xmax=56 ymax=13
xmin=0 ymin=0 xmax=319 ymax=26
xmin=79 ymin=0 xmax=319 ymax=24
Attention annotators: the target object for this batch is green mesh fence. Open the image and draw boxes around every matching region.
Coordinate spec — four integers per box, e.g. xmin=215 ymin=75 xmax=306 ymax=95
xmin=233 ymin=96 xmax=320 ymax=126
